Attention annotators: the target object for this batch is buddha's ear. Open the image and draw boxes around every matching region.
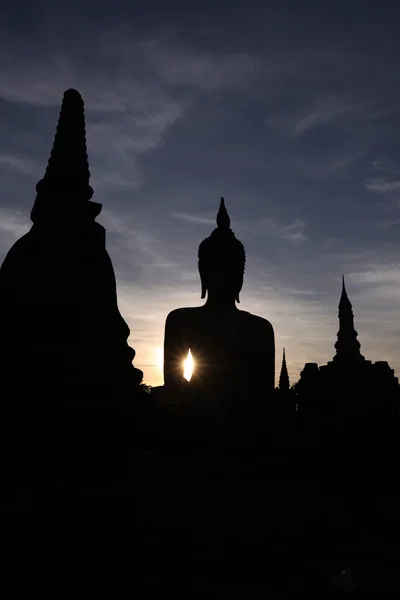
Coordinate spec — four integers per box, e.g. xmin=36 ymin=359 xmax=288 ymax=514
xmin=199 ymin=268 xmax=207 ymax=299
xmin=235 ymin=274 xmax=243 ymax=303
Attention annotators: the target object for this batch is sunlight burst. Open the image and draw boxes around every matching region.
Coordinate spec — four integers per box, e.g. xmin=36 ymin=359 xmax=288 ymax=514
xmin=183 ymin=349 xmax=194 ymax=382
xmin=156 ymin=347 xmax=163 ymax=371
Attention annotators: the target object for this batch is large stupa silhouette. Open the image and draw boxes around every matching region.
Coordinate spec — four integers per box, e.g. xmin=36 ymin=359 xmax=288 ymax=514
xmin=0 ymin=88 xmax=143 ymax=401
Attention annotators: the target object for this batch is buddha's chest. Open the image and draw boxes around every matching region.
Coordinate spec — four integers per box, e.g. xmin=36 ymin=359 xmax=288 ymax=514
xmin=184 ymin=314 xmax=253 ymax=362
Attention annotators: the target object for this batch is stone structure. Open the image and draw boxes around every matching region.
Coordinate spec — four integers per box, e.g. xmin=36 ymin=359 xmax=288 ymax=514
xmin=163 ymin=198 xmax=275 ymax=411
xmin=332 ymin=275 xmax=365 ymax=365
xmin=293 ymin=277 xmax=400 ymax=555
xmin=0 ymin=89 xmax=143 ymax=402
xmin=295 ymin=277 xmax=399 ymax=423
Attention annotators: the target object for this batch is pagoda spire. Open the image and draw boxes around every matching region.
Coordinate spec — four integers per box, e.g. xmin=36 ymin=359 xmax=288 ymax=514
xmin=333 ymin=275 xmax=364 ymax=364
xmin=278 ymin=347 xmax=290 ymax=391
xmin=339 ymin=274 xmax=351 ymax=309
xmin=31 ymin=88 xmax=100 ymax=223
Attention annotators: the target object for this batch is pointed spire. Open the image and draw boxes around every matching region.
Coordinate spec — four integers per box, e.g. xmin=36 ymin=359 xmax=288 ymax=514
xmin=334 ymin=275 xmax=364 ymax=363
xmin=216 ymin=197 xmax=231 ymax=230
xmin=279 ymin=347 xmax=290 ymax=392
xmin=339 ymin=274 xmax=352 ymax=310
xmin=31 ymin=88 xmax=99 ymax=223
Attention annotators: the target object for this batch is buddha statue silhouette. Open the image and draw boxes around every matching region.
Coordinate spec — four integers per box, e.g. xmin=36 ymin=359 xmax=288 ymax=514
xmin=163 ymin=198 xmax=275 ymax=409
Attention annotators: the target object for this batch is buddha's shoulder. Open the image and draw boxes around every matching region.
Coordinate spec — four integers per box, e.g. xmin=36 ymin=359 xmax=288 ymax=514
xmin=239 ymin=311 xmax=274 ymax=334
xmin=165 ymin=306 xmax=202 ymax=323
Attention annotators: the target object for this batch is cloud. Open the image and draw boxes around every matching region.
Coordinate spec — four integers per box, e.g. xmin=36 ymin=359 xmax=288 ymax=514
xmin=87 ymin=98 xmax=182 ymax=191
xmin=170 ymin=212 xmax=310 ymax=255
xmin=267 ymin=94 xmax=359 ymax=138
xmin=374 ymin=217 xmax=400 ymax=230
xmin=170 ymin=212 xmax=216 ymax=226
xmin=139 ymin=39 xmax=261 ymax=91
xmin=0 ymin=13 xmax=400 ymax=388
xmin=279 ymin=219 xmax=308 ymax=243
xmin=348 ymin=265 xmax=400 ymax=289
xmin=0 ymin=154 xmax=37 ymax=176
xmin=293 ymin=97 xmax=355 ymax=136
xmin=0 ymin=209 xmax=30 ymax=237
xmin=370 ymin=159 xmax=395 ymax=173
xmin=0 ymin=29 xmax=189 ymax=193
xmin=294 ymin=154 xmax=360 ymax=178
xmin=365 ymin=179 xmax=400 ymax=193
xmin=0 ymin=28 xmax=260 ymax=108
xmin=170 ymin=210 xmax=309 ymax=244
xmin=0 ymin=209 xmax=30 ymax=257
xmin=250 ymin=217 xmax=308 ymax=244
xmin=101 ymin=209 xmax=179 ymax=271
xmin=0 ymin=27 xmax=262 ymax=194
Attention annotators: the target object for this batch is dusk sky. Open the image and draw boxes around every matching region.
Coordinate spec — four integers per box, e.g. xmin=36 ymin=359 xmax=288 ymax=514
xmin=1 ymin=1 xmax=400 ymax=386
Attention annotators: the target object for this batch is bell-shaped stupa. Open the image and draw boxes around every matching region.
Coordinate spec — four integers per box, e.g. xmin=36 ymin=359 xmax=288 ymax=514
xmin=0 ymin=88 xmax=143 ymax=403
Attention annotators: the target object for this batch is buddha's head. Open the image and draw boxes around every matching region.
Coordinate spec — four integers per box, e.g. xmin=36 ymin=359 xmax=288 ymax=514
xmin=198 ymin=198 xmax=246 ymax=303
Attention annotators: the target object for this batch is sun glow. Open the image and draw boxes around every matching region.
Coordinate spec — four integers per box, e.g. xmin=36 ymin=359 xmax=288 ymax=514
xmin=156 ymin=347 xmax=163 ymax=371
xmin=183 ymin=349 xmax=194 ymax=382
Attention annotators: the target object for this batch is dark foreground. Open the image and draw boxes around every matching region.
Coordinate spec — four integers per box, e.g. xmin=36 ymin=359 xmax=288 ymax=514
xmin=1 ymin=398 xmax=399 ymax=593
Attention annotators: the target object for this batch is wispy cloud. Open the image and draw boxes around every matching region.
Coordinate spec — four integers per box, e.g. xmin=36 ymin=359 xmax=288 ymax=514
xmin=170 ymin=211 xmax=308 ymax=244
xmin=170 ymin=212 xmax=216 ymax=226
xmin=0 ymin=29 xmax=260 ymax=107
xmin=250 ymin=218 xmax=308 ymax=244
xmin=370 ymin=159 xmax=395 ymax=173
xmin=295 ymin=154 xmax=360 ymax=177
xmin=0 ymin=27 xmax=263 ymax=194
xmin=0 ymin=30 xmax=189 ymax=193
xmin=365 ymin=178 xmax=400 ymax=193
xmin=101 ymin=209 xmax=179 ymax=270
xmin=88 ymin=99 xmax=182 ymax=191
xmin=267 ymin=94 xmax=359 ymax=138
xmin=374 ymin=217 xmax=400 ymax=230
xmin=0 ymin=154 xmax=37 ymax=176
xmin=0 ymin=209 xmax=30 ymax=256
xmin=1 ymin=9 xmax=400 ymax=388
xmin=293 ymin=95 xmax=357 ymax=136
xmin=140 ymin=39 xmax=261 ymax=91
xmin=348 ymin=265 xmax=400 ymax=288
